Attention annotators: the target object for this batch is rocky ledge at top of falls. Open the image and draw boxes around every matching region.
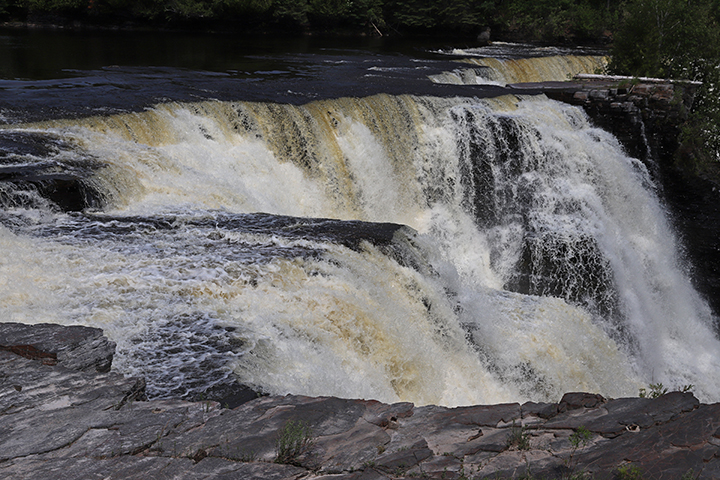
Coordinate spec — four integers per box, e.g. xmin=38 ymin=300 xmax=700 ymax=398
xmin=1 ymin=323 xmax=718 ymax=480
xmin=508 ymin=74 xmax=701 ymax=166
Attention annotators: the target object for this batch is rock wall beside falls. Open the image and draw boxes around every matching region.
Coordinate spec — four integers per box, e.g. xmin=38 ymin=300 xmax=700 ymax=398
xmin=509 ymin=74 xmax=701 ymax=163
xmin=2 ymin=323 xmax=719 ymax=479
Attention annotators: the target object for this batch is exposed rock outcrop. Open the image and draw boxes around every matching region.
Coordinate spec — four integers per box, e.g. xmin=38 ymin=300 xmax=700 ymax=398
xmin=1 ymin=323 xmax=718 ymax=479
xmin=0 ymin=131 xmax=106 ymax=212
xmin=0 ymin=321 xmax=115 ymax=372
xmin=509 ymin=74 xmax=701 ymax=164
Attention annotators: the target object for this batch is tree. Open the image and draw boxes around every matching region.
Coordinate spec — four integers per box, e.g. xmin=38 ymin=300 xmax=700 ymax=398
xmin=609 ymin=0 xmax=720 ymax=79
xmin=385 ymin=0 xmax=438 ymax=29
xmin=610 ymin=0 xmax=720 ymax=169
xmin=272 ymin=0 xmax=309 ymax=26
xmin=499 ymin=0 xmax=615 ymax=41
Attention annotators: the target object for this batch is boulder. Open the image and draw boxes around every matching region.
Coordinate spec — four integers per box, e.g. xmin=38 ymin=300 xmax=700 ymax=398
xmin=0 ymin=322 xmax=115 ymax=372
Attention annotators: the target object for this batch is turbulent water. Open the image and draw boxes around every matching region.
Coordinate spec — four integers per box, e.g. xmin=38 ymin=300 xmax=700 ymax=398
xmin=430 ymin=43 xmax=608 ymax=86
xmin=1 ymin=39 xmax=718 ymax=406
xmin=430 ymin=54 xmax=608 ymax=86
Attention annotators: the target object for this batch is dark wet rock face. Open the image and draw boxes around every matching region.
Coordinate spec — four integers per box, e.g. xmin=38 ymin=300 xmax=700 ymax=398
xmin=1 ymin=323 xmax=719 ymax=479
xmin=0 ymin=131 xmax=106 ymax=212
xmin=533 ymin=77 xmax=699 ymax=166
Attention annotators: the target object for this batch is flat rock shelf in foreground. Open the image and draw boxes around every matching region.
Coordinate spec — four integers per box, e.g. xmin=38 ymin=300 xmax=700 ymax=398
xmin=0 ymin=323 xmax=718 ymax=479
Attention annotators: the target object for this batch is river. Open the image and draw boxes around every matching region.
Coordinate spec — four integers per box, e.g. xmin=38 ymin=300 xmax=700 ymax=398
xmin=1 ymin=29 xmax=717 ymax=406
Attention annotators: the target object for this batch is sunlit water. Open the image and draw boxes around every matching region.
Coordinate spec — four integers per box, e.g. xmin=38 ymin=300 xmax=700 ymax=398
xmin=0 ymin=39 xmax=717 ymax=405
xmin=429 ymin=54 xmax=608 ymax=86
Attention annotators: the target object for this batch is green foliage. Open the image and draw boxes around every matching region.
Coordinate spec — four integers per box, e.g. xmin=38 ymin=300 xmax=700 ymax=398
xmin=681 ymin=469 xmax=700 ymax=480
xmin=50 ymin=0 xmax=278 ymax=22
xmin=238 ymin=449 xmax=257 ymax=462
xmin=272 ymin=0 xmax=308 ymax=25
xmin=564 ymin=426 xmax=592 ymax=479
xmin=609 ymin=0 xmax=720 ymax=170
xmin=374 ymin=0 xmax=500 ymax=32
xmin=609 ymin=0 xmax=720 ymax=79
xmin=275 ymin=419 xmax=314 ymax=465
xmin=638 ymin=382 xmax=668 ymax=398
xmin=680 ymin=72 xmax=720 ymax=169
xmin=385 ymin=0 xmax=438 ymax=29
xmin=499 ymin=0 xmax=617 ymax=41
xmin=506 ymin=421 xmax=531 ymax=450
xmin=616 ymin=463 xmax=643 ymax=480
xmin=343 ymin=0 xmax=384 ymax=28
xmin=569 ymin=425 xmax=591 ymax=450
xmin=26 ymin=0 xmax=86 ymax=14
xmin=638 ymin=383 xmax=694 ymax=398
xmin=617 ymin=77 xmax=640 ymax=89
xmin=1 ymin=0 xmax=624 ymax=40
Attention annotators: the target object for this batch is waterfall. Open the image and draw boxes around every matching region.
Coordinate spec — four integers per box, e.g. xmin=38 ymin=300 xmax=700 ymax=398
xmin=1 ymin=91 xmax=718 ymax=405
xmin=429 ymin=55 xmax=608 ymax=85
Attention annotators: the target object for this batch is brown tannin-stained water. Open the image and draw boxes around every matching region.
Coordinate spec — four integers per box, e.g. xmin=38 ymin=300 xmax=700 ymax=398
xmin=1 ymin=31 xmax=717 ymax=405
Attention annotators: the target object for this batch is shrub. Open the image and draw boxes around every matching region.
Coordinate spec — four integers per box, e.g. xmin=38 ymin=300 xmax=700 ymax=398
xmin=275 ymin=419 xmax=314 ymax=465
xmin=506 ymin=421 xmax=531 ymax=451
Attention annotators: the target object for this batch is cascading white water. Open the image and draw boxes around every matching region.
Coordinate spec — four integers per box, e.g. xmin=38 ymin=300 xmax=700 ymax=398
xmin=1 ymin=92 xmax=718 ymax=405
xmin=429 ymin=55 xmax=608 ymax=85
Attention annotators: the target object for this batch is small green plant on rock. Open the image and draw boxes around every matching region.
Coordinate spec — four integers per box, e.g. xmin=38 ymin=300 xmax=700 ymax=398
xmin=506 ymin=421 xmax=531 ymax=451
xmin=457 ymin=464 xmax=469 ymax=480
xmin=617 ymin=77 xmax=641 ymax=90
xmin=616 ymin=463 xmax=643 ymax=480
xmin=238 ymin=450 xmax=256 ymax=462
xmin=681 ymin=468 xmax=700 ymax=480
xmin=639 ymin=383 xmax=694 ymax=398
xmin=569 ymin=426 xmax=591 ymax=451
xmin=275 ymin=419 xmax=314 ymax=465
xmin=639 ymin=383 xmax=667 ymax=398
xmin=564 ymin=426 xmax=592 ymax=479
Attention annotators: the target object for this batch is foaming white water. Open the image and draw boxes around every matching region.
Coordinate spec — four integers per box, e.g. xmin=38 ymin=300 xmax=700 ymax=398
xmin=228 ymin=237 xmax=523 ymax=406
xmin=429 ymin=55 xmax=608 ymax=86
xmin=2 ymin=92 xmax=718 ymax=404
xmin=464 ymin=99 xmax=720 ymax=399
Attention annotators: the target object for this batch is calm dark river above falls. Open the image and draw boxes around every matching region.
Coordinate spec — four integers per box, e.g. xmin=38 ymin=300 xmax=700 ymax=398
xmin=0 ymin=30 xmax=502 ymax=122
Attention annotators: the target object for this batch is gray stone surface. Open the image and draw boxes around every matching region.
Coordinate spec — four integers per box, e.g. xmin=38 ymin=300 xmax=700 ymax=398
xmin=1 ymin=322 xmax=719 ymax=479
xmin=0 ymin=322 xmax=115 ymax=372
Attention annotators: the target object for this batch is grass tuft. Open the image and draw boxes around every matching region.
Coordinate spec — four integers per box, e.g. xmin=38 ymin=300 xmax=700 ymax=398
xmin=275 ymin=419 xmax=314 ymax=465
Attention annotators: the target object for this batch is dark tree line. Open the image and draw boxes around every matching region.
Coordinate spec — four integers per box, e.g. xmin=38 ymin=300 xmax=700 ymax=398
xmin=609 ymin=0 xmax=720 ymax=173
xmin=0 ymin=0 xmax=620 ymax=42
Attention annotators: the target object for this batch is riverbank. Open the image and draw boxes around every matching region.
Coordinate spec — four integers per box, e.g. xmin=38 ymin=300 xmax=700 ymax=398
xmin=1 ymin=322 xmax=718 ymax=479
